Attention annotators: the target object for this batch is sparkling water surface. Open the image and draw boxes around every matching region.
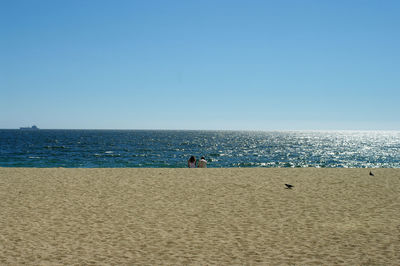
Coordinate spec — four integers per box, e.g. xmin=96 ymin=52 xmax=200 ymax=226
xmin=1 ymin=130 xmax=399 ymax=168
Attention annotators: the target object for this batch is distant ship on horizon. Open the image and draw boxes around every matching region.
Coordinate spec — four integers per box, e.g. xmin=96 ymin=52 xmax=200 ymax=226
xmin=20 ymin=125 xmax=39 ymax=130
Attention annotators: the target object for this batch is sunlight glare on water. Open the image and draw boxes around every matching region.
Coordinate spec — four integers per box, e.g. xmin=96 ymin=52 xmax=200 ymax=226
xmin=0 ymin=130 xmax=399 ymax=168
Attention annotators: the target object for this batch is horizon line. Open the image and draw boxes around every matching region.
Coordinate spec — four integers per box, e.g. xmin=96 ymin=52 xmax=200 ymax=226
xmin=2 ymin=128 xmax=400 ymax=132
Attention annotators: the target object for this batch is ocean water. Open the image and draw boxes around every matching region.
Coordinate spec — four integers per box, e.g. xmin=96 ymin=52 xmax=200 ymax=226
xmin=0 ymin=130 xmax=399 ymax=168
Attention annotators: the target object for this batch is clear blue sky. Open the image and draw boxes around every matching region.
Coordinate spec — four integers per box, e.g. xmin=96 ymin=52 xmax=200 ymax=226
xmin=1 ymin=0 xmax=399 ymax=130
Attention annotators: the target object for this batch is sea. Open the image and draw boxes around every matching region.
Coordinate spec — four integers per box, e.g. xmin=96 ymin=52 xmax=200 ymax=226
xmin=1 ymin=129 xmax=400 ymax=168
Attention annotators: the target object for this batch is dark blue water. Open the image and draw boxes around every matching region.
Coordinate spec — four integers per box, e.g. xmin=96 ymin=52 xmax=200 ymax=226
xmin=1 ymin=130 xmax=399 ymax=168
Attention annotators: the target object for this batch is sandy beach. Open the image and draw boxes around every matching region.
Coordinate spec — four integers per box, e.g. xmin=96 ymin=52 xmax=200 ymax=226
xmin=0 ymin=168 xmax=399 ymax=265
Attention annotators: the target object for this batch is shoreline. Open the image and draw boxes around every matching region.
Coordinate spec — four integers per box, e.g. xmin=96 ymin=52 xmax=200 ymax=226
xmin=1 ymin=168 xmax=399 ymax=264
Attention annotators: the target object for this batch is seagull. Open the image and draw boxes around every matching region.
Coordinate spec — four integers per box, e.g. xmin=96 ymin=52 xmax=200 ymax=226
xmin=369 ymin=171 xmax=375 ymax=176
xmin=285 ymin=184 xmax=294 ymax=189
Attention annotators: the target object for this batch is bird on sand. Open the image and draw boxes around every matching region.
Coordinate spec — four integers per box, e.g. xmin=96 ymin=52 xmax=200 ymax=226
xmin=369 ymin=171 xmax=375 ymax=176
xmin=285 ymin=184 xmax=294 ymax=189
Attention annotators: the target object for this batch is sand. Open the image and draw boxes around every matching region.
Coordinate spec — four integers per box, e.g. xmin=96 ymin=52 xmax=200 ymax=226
xmin=0 ymin=168 xmax=399 ymax=265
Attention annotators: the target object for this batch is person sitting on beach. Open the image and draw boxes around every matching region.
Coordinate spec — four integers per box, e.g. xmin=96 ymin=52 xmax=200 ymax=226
xmin=188 ymin=156 xmax=196 ymax=168
xmin=198 ymin=156 xmax=207 ymax=168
